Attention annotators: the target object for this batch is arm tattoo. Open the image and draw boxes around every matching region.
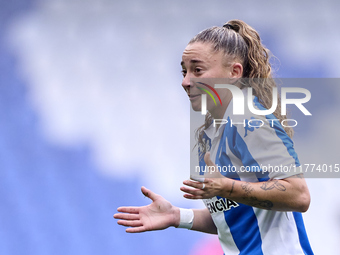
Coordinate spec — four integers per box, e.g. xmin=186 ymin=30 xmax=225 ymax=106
xmin=260 ymin=180 xmax=286 ymax=191
xmin=248 ymin=197 xmax=274 ymax=210
xmin=241 ymin=182 xmax=254 ymax=196
xmin=229 ymin=181 xmax=235 ymax=196
xmin=241 ymin=182 xmax=274 ymax=210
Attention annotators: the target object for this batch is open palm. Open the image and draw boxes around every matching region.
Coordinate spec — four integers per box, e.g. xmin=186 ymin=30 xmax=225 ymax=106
xmin=114 ymin=187 xmax=178 ymax=233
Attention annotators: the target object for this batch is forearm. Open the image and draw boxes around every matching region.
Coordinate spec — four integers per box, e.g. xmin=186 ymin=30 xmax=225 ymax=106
xmin=183 ymin=173 xmax=311 ymax=212
xmin=222 ymin=175 xmax=310 ymax=212
xmin=191 ymin=208 xmax=217 ymax=234
xmin=174 ymin=207 xmax=217 ymax=234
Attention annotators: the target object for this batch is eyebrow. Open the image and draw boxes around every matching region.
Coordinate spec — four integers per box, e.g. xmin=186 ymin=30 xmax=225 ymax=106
xmin=181 ymin=59 xmax=204 ymax=66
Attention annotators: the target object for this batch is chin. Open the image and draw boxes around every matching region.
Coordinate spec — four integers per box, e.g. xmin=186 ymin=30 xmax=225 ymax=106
xmin=190 ymin=102 xmax=201 ymax=112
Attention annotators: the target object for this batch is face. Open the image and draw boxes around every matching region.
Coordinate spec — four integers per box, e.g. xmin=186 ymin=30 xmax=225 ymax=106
xmin=181 ymin=42 xmax=242 ymax=118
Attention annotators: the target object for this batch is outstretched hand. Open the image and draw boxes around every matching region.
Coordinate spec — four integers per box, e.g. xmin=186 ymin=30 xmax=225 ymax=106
xmin=114 ymin=186 xmax=179 ymax=233
xmin=180 ymin=152 xmax=232 ymax=199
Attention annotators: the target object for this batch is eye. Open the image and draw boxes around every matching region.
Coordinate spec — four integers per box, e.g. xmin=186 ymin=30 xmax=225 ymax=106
xmin=194 ymin=67 xmax=202 ymax=73
xmin=181 ymin=69 xmax=187 ymax=77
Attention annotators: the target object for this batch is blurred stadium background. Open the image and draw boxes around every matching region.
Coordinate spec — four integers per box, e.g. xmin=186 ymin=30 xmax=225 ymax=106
xmin=1 ymin=0 xmax=340 ymax=254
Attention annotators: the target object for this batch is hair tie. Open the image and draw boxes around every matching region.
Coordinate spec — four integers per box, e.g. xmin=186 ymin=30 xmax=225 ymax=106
xmin=223 ymin=23 xmax=234 ymax=30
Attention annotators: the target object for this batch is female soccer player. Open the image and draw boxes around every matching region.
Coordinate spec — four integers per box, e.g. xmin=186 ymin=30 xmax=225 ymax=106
xmin=114 ymin=20 xmax=313 ymax=255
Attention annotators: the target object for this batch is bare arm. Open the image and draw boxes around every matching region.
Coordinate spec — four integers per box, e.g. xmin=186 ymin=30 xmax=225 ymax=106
xmin=114 ymin=186 xmax=217 ymax=234
xmin=191 ymin=208 xmax=217 ymax=234
xmin=181 ymin=153 xmax=310 ymax=212
xmin=229 ymin=174 xmax=310 ymax=211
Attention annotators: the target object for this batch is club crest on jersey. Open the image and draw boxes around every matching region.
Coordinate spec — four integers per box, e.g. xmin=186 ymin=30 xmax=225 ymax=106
xmin=244 ymin=117 xmax=261 ymax=137
xmin=205 ymin=197 xmax=239 ymax=214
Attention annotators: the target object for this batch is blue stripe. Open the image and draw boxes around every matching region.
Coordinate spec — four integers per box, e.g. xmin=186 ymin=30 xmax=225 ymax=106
xmin=220 ymin=119 xmax=265 ymax=254
xmin=293 ymin=212 xmax=314 ymax=255
xmin=215 ymin=127 xmax=240 ymax=179
xmin=224 ymin=117 xmax=269 ymax=180
xmin=223 ymin=203 xmax=264 ymax=254
xmin=225 ymin=116 xmax=260 ymax=170
xmin=253 ymin=97 xmax=300 ymax=166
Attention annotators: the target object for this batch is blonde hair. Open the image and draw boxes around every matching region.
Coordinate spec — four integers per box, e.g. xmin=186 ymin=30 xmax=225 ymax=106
xmin=189 ymin=20 xmax=293 ymax=153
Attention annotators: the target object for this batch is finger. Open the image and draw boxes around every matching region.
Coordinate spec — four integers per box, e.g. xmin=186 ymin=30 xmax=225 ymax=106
xmin=183 ymin=180 xmax=205 ymax=189
xmin=113 ymin=213 xmax=140 ymax=220
xmin=204 ymin=152 xmax=215 ymax=167
xmin=204 ymin=153 xmax=224 ymax=178
xmin=180 ymin=186 xmax=203 ymax=196
xmin=141 ymin=186 xmax=160 ymax=202
xmin=126 ymin=226 xmax=147 ymax=233
xmin=117 ymin=220 xmax=143 ymax=227
xmin=183 ymin=193 xmax=202 ymax=200
xmin=190 ymin=175 xmax=205 ymax=182
xmin=117 ymin=207 xmax=140 ymax=214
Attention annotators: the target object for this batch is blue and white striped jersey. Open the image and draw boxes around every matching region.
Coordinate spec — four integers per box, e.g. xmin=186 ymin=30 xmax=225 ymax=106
xmin=199 ymin=89 xmax=313 ymax=255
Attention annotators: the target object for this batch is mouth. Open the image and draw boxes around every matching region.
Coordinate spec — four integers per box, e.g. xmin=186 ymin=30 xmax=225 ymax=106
xmin=188 ymin=94 xmax=200 ymax=100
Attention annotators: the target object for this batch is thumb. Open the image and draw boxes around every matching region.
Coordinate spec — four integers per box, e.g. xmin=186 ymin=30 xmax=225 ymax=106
xmin=204 ymin=152 xmax=222 ymax=178
xmin=141 ymin=186 xmax=159 ymax=202
xmin=204 ymin=152 xmax=215 ymax=167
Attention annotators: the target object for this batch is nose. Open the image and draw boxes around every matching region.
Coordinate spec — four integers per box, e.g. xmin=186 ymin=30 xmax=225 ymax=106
xmin=181 ymin=73 xmax=191 ymax=91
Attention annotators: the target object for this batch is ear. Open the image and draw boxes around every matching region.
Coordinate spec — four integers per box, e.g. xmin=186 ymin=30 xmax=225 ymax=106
xmin=230 ymin=62 xmax=243 ymax=78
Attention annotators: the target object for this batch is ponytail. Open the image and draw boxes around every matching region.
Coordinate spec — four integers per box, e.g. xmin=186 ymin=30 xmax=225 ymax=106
xmin=225 ymin=20 xmax=271 ymax=79
xmin=224 ymin=20 xmax=292 ymax=138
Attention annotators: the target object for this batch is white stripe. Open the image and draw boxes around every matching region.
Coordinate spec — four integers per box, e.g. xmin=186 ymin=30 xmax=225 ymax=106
xmin=254 ymin=209 xmax=305 ymax=255
xmin=203 ymin=198 xmax=240 ymax=255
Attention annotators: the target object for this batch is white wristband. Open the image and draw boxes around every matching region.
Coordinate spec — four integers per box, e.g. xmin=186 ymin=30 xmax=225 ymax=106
xmin=178 ymin=208 xmax=194 ymax=229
